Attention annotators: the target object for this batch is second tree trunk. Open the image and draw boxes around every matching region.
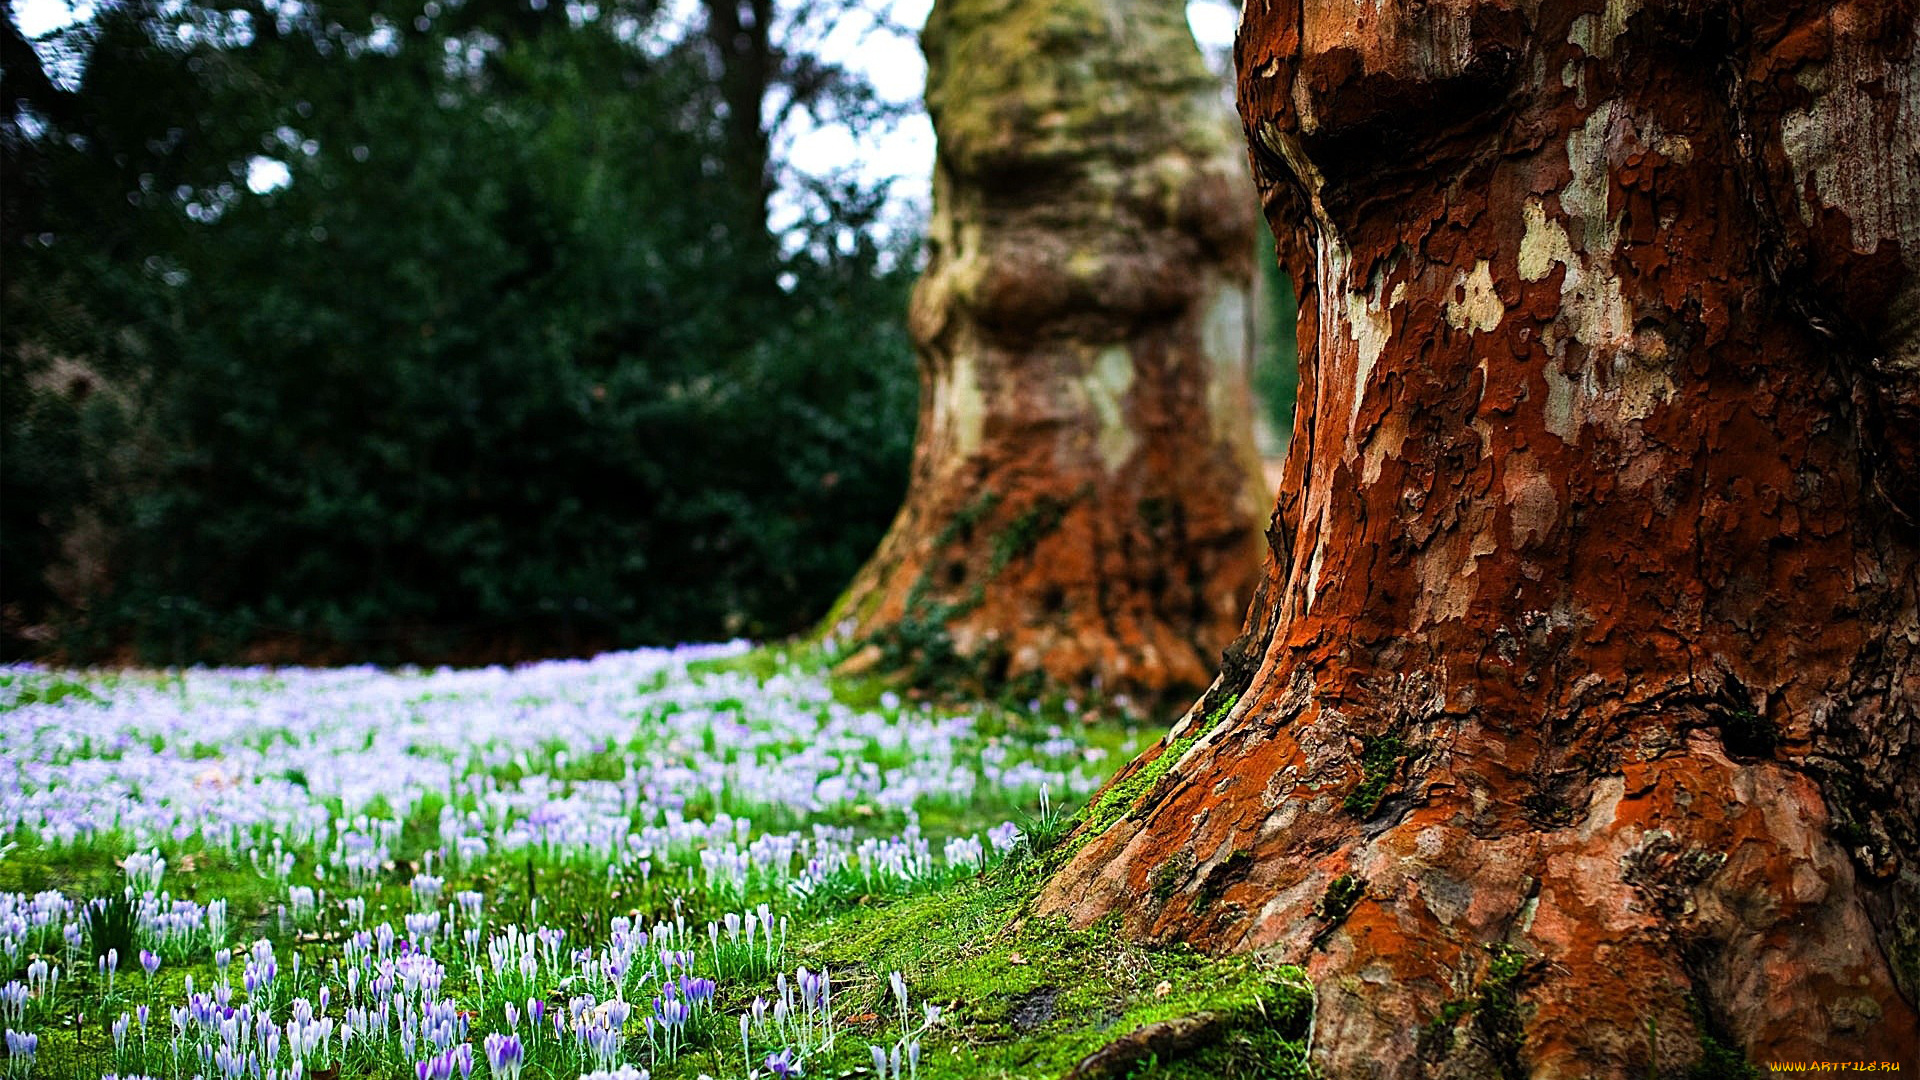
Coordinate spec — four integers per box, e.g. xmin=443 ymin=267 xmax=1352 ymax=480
xmin=831 ymin=0 xmax=1270 ymax=707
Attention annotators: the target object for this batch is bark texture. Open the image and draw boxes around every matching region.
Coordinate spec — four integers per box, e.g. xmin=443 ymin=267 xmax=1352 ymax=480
xmin=830 ymin=0 xmax=1269 ymax=705
xmin=1040 ymin=0 xmax=1920 ymax=1073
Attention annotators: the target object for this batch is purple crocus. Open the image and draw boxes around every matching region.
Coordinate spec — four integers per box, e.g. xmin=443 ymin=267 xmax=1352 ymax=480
xmin=5 ymin=1028 xmax=37 ymax=1065
xmin=141 ymin=949 xmax=161 ymax=977
xmin=677 ymin=975 xmax=716 ymax=1007
xmin=483 ymin=1032 xmax=525 ymax=1080
xmin=415 ymin=1049 xmax=453 ymax=1080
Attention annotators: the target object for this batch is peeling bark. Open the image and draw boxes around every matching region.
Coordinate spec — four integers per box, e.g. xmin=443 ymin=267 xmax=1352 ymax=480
xmin=829 ymin=0 xmax=1268 ymax=706
xmin=1040 ymin=0 xmax=1920 ymax=1073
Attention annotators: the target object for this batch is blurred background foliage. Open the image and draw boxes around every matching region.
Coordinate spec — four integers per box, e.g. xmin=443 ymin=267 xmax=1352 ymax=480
xmin=3 ymin=0 xmax=926 ymax=663
xmin=2 ymin=0 xmax=1295 ymax=666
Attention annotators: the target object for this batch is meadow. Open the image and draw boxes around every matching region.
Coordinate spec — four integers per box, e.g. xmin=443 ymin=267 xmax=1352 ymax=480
xmin=0 ymin=646 xmax=1315 ymax=1080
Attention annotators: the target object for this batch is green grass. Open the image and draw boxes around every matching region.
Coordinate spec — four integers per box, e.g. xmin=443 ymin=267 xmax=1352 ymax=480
xmin=10 ymin=643 xmax=1269 ymax=1080
xmin=0 ymin=671 xmax=104 ymax=711
xmin=20 ymin=843 xmax=1313 ymax=1080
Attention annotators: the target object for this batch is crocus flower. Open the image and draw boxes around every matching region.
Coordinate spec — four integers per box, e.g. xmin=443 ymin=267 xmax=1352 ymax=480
xmin=5 ymin=1029 xmax=36 ymax=1067
xmin=483 ymin=1032 xmax=524 ymax=1080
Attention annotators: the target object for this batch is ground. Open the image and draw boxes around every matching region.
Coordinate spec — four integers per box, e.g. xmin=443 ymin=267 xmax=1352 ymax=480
xmin=0 ymin=645 xmax=1314 ymax=1080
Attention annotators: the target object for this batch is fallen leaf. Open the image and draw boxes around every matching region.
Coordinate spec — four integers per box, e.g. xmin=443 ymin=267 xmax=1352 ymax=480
xmin=1154 ymin=980 xmax=1172 ymax=998
xmin=1009 ymin=953 xmax=1028 ymax=966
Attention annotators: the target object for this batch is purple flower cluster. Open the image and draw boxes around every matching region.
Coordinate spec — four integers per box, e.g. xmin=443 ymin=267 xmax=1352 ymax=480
xmin=0 ymin=643 xmax=1085 ymax=1079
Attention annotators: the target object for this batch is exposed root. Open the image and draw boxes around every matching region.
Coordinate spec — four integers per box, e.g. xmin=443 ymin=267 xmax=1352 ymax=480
xmin=1062 ymin=1011 xmax=1226 ymax=1079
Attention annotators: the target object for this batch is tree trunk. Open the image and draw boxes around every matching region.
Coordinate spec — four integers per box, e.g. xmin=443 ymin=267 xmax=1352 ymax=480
xmin=830 ymin=0 xmax=1269 ymax=706
xmin=1041 ymin=0 xmax=1920 ymax=1073
xmin=702 ymin=0 xmax=778 ymax=272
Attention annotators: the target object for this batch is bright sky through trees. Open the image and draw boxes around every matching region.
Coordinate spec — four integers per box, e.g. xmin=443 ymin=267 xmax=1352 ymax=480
xmin=10 ymin=0 xmax=1237 ymax=219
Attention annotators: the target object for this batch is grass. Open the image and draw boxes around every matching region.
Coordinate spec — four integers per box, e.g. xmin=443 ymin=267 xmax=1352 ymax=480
xmin=3 ymin=643 xmax=1300 ymax=1080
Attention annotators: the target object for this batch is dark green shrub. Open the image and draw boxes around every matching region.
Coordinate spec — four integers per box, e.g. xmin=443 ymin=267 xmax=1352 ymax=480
xmin=3 ymin=0 xmax=918 ymax=663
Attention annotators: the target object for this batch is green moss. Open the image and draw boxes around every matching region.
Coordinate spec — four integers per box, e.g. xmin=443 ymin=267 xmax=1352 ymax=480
xmin=1891 ymin=918 xmax=1920 ymax=1006
xmin=1150 ymin=851 xmax=1195 ymax=902
xmin=1085 ymin=693 xmax=1240 ymax=835
xmin=778 ymin=870 xmax=1315 ymax=1079
xmin=1685 ymin=994 xmax=1762 ymax=1080
xmin=988 ymin=494 xmax=1069 ymax=574
xmin=852 ymin=490 xmax=1078 ymax=696
xmin=1178 ymin=1015 xmax=1318 ymax=1080
xmin=1418 ymin=999 xmax=1476 ymax=1059
xmin=1416 ymin=943 xmax=1532 ymax=1075
xmin=934 ymin=490 xmax=1003 ymax=550
xmin=683 ymin=643 xmax=801 ymax=683
xmin=1342 ymin=732 xmax=1407 ymax=818
xmin=1205 ymin=692 xmax=1241 ymax=728
xmin=1476 ymin=943 xmax=1531 ymax=1080
xmin=1313 ymin=874 xmax=1365 ymax=924
xmin=921 ymin=0 xmax=1226 ymax=180
xmin=1086 ymin=735 xmax=1192 ymax=834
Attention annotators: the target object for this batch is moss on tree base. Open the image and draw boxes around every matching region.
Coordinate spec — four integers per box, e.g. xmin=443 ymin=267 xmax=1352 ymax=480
xmin=784 ymin=867 xmax=1316 ymax=1079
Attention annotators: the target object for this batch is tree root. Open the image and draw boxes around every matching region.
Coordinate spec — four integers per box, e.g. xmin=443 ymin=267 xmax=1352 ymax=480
xmin=1062 ymin=1011 xmax=1226 ymax=1079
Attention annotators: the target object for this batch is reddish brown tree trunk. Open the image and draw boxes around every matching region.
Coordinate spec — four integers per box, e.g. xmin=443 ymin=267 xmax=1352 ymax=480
xmin=1042 ymin=0 xmax=1920 ymax=1073
xmin=829 ymin=0 xmax=1270 ymax=705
